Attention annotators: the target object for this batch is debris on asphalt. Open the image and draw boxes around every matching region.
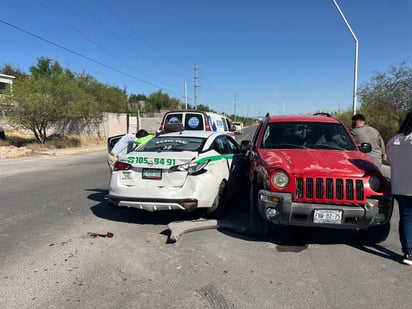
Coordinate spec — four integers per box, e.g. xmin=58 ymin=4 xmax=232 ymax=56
xmin=167 ymin=218 xmax=247 ymax=243
xmin=87 ymin=232 xmax=114 ymax=238
xmin=48 ymin=239 xmax=72 ymax=246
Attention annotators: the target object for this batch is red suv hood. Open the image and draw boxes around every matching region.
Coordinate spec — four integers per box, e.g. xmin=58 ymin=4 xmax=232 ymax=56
xmin=259 ymin=149 xmax=379 ymax=177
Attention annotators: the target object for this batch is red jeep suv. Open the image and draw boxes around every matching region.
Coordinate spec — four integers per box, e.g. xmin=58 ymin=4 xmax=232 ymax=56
xmin=241 ymin=113 xmax=393 ymax=243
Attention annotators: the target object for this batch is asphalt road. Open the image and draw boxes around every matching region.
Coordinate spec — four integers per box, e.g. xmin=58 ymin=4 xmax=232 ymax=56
xmin=0 ymin=135 xmax=411 ymax=309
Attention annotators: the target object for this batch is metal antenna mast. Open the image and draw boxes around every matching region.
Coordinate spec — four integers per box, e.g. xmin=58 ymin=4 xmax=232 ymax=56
xmin=274 ymin=88 xmax=285 ymax=114
xmin=184 ymin=81 xmax=188 ymax=109
xmin=234 ymin=95 xmax=239 ymax=122
xmin=194 ymin=64 xmax=200 ymax=110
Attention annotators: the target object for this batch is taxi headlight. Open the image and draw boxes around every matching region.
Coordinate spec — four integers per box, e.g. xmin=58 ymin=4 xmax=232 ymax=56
xmin=272 ymin=171 xmax=289 ymax=188
xmin=369 ymin=175 xmax=381 ymax=192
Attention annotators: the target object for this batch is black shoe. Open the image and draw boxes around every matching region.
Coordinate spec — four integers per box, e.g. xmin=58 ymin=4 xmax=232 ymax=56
xmin=402 ymin=254 xmax=412 ymax=265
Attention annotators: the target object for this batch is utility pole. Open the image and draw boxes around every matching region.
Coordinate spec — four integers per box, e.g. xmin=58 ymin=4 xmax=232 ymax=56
xmin=234 ymin=95 xmax=239 ymax=122
xmin=274 ymin=88 xmax=285 ymax=114
xmin=184 ymin=81 xmax=188 ymax=109
xmin=194 ymin=64 xmax=200 ymax=110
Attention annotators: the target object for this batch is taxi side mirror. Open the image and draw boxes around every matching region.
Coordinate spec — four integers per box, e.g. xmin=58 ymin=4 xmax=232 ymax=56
xmin=240 ymin=140 xmax=251 ymax=154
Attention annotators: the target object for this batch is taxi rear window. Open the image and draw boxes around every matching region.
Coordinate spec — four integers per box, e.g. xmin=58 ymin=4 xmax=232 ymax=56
xmin=138 ymin=136 xmax=206 ymax=152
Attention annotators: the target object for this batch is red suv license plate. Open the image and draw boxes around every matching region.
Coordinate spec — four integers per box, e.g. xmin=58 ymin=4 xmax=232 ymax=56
xmin=142 ymin=168 xmax=162 ymax=180
xmin=313 ymin=209 xmax=342 ymax=224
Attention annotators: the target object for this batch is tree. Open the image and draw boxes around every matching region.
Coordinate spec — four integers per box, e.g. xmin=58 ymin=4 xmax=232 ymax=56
xmin=358 ymin=62 xmax=412 ymax=141
xmin=0 ymin=64 xmax=26 ymax=79
xmin=78 ymin=74 xmax=128 ymax=113
xmin=129 ymin=94 xmax=148 ymax=112
xmin=29 ymin=57 xmax=62 ymax=79
xmin=196 ymin=104 xmax=212 ymax=112
xmin=145 ymin=90 xmax=182 ymax=113
xmin=5 ymin=75 xmax=60 ymax=144
xmin=1 ymin=58 xmax=102 ymax=143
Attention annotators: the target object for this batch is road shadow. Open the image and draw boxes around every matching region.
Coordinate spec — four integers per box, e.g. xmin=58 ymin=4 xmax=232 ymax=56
xmin=219 ymin=193 xmax=403 ymax=263
xmin=86 ymin=188 xmax=402 ymax=263
xmin=88 ymin=188 xmax=207 ymax=226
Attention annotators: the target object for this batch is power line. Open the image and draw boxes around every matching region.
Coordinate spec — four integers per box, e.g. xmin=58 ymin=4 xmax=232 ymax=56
xmin=201 ymin=79 xmax=227 ymax=113
xmin=74 ymin=0 xmax=180 ymax=84
xmin=0 ymin=19 xmax=185 ymax=100
xmin=101 ymin=0 xmax=179 ymax=70
xmin=38 ymin=0 xmax=173 ymax=88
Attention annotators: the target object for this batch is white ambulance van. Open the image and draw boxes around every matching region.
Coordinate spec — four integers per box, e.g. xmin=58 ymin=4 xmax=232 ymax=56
xmin=160 ymin=110 xmax=234 ymax=136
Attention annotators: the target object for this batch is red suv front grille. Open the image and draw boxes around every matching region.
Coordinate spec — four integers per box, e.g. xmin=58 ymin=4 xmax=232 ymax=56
xmin=295 ymin=177 xmax=364 ymax=203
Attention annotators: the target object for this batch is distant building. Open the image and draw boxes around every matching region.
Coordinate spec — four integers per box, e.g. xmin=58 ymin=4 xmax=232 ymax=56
xmin=0 ymin=73 xmax=15 ymax=91
xmin=0 ymin=74 xmax=15 ymax=130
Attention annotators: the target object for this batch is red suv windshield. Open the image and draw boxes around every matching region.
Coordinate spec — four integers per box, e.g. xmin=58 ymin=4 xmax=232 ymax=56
xmin=260 ymin=122 xmax=357 ymax=150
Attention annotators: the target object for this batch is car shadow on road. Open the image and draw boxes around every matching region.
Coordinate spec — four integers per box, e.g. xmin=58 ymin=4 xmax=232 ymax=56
xmin=218 ymin=193 xmax=402 ymax=263
xmin=218 ymin=217 xmax=402 ymax=263
xmin=88 ymin=188 xmax=207 ymax=226
xmin=87 ymin=188 xmax=402 ymax=263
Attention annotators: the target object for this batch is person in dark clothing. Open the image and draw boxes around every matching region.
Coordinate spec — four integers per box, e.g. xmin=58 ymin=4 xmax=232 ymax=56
xmin=351 ymin=114 xmax=386 ymax=170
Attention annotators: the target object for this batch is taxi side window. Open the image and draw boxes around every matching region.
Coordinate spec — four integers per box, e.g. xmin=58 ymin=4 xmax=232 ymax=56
xmin=226 ymin=137 xmax=240 ymax=154
xmin=213 ymin=136 xmax=230 ymax=154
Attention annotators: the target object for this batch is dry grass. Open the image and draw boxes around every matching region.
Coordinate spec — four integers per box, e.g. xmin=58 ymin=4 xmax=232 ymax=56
xmin=0 ymin=130 xmax=105 ymax=150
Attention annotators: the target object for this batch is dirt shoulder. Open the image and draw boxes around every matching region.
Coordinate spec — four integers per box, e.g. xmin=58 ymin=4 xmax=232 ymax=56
xmin=0 ymin=146 xmax=37 ymax=159
xmin=0 ymin=145 xmax=106 ymax=159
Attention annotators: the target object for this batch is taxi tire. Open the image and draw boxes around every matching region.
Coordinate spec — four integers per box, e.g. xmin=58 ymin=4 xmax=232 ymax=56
xmin=106 ymin=200 xmax=115 ymax=207
xmin=249 ymin=183 xmax=271 ymax=236
xmin=205 ymin=181 xmax=227 ymax=219
xmin=106 ymin=199 xmax=119 ymax=208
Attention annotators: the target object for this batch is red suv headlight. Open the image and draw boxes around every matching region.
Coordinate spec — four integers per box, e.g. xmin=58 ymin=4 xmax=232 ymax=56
xmin=272 ymin=171 xmax=289 ymax=188
xmin=368 ymin=175 xmax=381 ymax=192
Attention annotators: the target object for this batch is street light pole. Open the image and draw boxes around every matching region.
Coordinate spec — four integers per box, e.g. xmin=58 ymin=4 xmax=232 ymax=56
xmin=333 ymin=0 xmax=358 ymax=115
xmin=274 ymin=88 xmax=285 ymax=114
xmin=234 ymin=95 xmax=239 ymax=122
xmin=184 ymin=81 xmax=188 ymax=109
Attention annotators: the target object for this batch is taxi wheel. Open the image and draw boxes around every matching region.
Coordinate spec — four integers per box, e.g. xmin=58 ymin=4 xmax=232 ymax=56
xmin=106 ymin=199 xmax=118 ymax=208
xmin=106 ymin=200 xmax=114 ymax=207
xmin=205 ymin=182 xmax=227 ymax=219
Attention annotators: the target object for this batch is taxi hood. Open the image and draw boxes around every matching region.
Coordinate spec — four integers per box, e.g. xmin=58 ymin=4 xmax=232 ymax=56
xmin=259 ymin=149 xmax=379 ymax=177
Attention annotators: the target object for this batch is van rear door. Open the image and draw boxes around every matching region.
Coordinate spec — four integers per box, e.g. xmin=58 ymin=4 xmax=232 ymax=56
xmin=183 ymin=112 xmax=205 ymax=130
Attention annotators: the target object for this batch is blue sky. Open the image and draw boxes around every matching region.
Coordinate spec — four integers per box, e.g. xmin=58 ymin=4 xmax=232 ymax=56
xmin=1 ymin=0 xmax=411 ymax=118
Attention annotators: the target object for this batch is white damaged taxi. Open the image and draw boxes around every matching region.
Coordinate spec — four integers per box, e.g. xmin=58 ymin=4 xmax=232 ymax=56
xmin=107 ymin=129 xmax=248 ymax=218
